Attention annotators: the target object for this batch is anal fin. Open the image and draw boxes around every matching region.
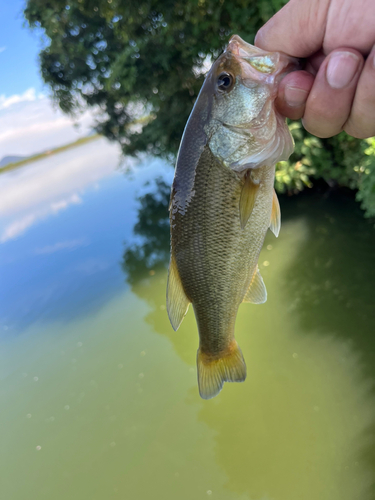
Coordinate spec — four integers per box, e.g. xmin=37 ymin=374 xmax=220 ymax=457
xmin=239 ymin=172 xmax=260 ymax=229
xmin=243 ymin=266 xmax=267 ymax=304
xmin=270 ymin=189 xmax=281 ymax=237
xmin=197 ymin=340 xmax=247 ymax=400
xmin=166 ymin=254 xmax=190 ymax=331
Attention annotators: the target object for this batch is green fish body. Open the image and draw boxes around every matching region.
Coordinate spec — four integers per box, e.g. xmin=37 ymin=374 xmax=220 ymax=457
xmin=167 ymin=36 xmax=297 ymax=399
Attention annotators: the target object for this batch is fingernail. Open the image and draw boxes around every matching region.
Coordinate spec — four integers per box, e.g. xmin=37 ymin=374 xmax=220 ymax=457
xmin=284 ymin=86 xmax=308 ymax=107
xmin=326 ymin=51 xmax=360 ymax=89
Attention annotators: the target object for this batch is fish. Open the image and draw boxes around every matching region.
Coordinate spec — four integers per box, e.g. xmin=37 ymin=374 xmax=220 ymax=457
xmin=166 ymin=35 xmax=298 ymax=400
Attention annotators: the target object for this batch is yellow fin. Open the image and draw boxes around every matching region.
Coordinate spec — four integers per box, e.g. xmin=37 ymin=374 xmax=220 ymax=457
xmin=166 ymin=254 xmax=190 ymax=331
xmin=239 ymin=172 xmax=260 ymax=229
xmin=270 ymin=189 xmax=281 ymax=237
xmin=243 ymin=266 xmax=267 ymax=304
xmin=197 ymin=341 xmax=247 ymax=400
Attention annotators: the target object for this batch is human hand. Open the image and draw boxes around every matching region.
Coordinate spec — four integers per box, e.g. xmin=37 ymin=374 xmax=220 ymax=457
xmin=255 ymin=0 xmax=375 ymax=139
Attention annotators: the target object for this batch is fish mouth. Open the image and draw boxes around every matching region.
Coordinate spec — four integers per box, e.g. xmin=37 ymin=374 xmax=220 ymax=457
xmin=279 ymin=56 xmax=304 ymax=75
xmin=227 ymin=35 xmax=263 ymax=59
xmin=226 ymin=35 xmax=301 ymax=78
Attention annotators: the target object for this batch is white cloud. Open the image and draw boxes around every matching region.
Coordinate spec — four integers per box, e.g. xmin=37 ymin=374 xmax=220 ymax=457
xmin=0 ymin=47 xmax=6 ymax=54
xmin=0 ymin=88 xmax=98 ymax=159
xmin=50 ymin=193 xmax=82 ymax=213
xmin=73 ymin=258 xmax=110 ymax=275
xmin=0 ymin=138 xmax=121 ymax=219
xmin=0 ymin=193 xmax=82 ymax=243
xmin=0 ymin=88 xmax=36 ymax=110
xmin=0 ymin=138 xmax=126 ymax=242
xmin=35 ymin=238 xmax=88 ymax=255
xmin=0 ymin=214 xmax=37 ymax=243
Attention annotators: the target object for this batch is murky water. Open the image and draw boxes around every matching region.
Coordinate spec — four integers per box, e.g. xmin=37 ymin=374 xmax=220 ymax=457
xmin=1 ymin=138 xmax=375 ymax=500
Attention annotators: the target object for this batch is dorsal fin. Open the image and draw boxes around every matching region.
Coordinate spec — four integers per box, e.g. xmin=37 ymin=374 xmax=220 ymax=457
xmin=239 ymin=172 xmax=260 ymax=229
xmin=270 ymin=189 xmax=281 ymax=237
xmin=166 ymin=254 xmax=190 ymax=331
xmin=243 ymin=266 xmax=267 ymax=304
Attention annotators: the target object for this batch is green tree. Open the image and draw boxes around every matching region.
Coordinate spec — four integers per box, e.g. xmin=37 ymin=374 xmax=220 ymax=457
xmin=25 ymin=0 xmax=375 ymax=217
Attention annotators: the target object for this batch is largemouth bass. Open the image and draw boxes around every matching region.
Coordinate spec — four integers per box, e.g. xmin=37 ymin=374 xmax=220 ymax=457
xmin=167 ymin=35 xmax=298 ymax=399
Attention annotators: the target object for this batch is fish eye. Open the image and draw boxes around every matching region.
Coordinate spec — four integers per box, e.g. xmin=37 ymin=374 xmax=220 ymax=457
xmin=217 ymin=72 xmax=234 ymax=92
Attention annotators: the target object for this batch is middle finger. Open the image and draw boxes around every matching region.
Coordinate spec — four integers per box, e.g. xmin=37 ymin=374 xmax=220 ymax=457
xmin=302 ymin=48 xmax=364 ymax=138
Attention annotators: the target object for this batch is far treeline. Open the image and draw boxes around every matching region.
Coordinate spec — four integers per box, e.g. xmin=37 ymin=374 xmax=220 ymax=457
xmin=25 ymin=0 xmax=375 ymax=217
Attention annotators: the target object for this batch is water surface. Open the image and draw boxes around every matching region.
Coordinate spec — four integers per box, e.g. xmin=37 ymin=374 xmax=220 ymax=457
xmin=1 ymin=138 xmax=375 ymax=500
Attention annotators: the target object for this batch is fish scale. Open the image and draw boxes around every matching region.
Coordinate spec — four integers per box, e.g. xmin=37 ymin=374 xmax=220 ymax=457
xmin=171 ymin=146 xmax=274 ymax=364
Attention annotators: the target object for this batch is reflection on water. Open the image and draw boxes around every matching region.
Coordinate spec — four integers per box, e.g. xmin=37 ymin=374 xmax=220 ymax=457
xmin=1 ymin=140 xmax=375 ymax=500
xmin=122 ymin=177 xmax=170 ymax=285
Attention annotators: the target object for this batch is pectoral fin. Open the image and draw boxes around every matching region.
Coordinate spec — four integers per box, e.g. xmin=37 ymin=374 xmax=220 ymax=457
xmin=269 ymin=189 xmax=281 ymax=237
xmin=239 ymin=172 xmax=260 ymax=229
xmin=166 ymin=254 xmax=190 ymax=331
xmin=243 ymin=266 xmax=267 ymax=304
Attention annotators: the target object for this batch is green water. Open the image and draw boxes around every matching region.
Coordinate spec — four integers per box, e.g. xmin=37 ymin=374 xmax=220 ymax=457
xmin=1 ymin=139 xmax=375 ymax=500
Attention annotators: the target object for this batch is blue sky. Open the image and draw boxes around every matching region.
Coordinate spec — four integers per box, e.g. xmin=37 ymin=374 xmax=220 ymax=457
xmin=0 ymin=1 xmax=95 ymax=159
xmin=0 ymin=0 xmax=44 ymax=96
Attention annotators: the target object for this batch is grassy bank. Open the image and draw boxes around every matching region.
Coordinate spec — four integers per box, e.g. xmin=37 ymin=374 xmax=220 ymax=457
xmin=0 ymin=134 xmax=101 ymax=174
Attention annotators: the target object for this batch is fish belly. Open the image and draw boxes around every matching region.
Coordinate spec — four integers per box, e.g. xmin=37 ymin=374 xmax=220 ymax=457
xmin=171 ymin=146 xmax=274 ymax=354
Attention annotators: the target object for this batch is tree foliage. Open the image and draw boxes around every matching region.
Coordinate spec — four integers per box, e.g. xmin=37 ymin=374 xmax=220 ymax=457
xmin=25 ymin=0 xmax=375 ymax=217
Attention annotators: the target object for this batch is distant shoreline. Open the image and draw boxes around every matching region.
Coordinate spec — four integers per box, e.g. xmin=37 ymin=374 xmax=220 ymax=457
xmin=0 ymin=134 xmax=101 ymax=174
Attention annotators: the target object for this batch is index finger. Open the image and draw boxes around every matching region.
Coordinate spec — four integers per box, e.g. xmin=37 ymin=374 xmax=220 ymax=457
xmin=255 ymin=0 xmax=330 ymax=57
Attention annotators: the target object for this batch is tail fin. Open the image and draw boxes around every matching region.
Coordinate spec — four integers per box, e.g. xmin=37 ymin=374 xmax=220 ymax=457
xmin=197 ymin=341 xmax=247 ymax=400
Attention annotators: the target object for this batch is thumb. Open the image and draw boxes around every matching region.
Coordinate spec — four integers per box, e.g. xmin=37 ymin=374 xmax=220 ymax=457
xmin=255 ymin=0 xmax=330 ymax=57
